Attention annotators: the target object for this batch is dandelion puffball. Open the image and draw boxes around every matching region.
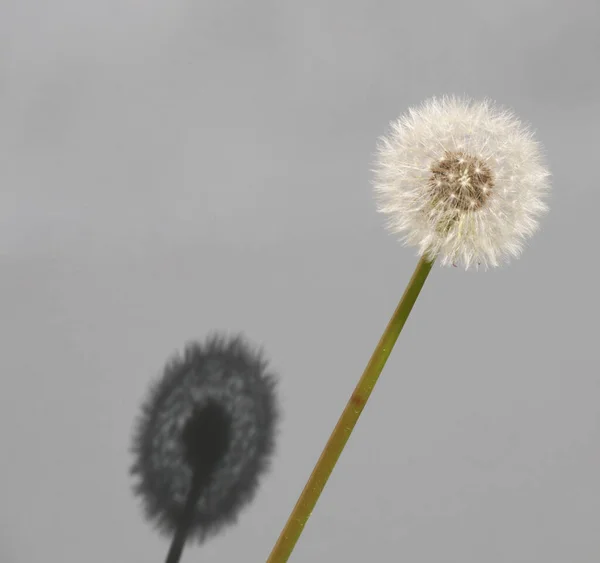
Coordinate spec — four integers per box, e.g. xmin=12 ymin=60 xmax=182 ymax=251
xmin=373 ymin=95 xmax=551 ymax=269
xmin=130 ymin=334 xmax=278 ymax=544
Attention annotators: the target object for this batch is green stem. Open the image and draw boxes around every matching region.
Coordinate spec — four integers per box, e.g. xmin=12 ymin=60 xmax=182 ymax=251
xmin=266 ymin=255 xmax=435 ymax=562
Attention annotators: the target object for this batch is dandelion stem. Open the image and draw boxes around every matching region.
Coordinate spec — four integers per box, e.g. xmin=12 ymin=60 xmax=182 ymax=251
xmin=266 ymin=255 xmax=435 ymax=562
xmin=165 ymin=472 xmax=203 ymax=563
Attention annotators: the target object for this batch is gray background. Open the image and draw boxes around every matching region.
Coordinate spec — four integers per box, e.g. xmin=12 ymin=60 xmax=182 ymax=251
xmin=1 ymin=0 xmax=599 ymax=561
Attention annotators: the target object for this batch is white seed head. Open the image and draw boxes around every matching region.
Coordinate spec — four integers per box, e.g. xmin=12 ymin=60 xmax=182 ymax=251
xmin=373 ymin=95 xmax=551 ymax=269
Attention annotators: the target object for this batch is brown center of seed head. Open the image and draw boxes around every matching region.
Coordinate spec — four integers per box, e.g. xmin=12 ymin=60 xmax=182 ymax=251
xmin=428 ymin=150 xmax=494 ymax=212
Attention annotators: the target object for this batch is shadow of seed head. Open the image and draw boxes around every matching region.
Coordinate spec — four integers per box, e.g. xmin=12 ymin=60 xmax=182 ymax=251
xmin=130 ymin=333 xmax=279 ymax=545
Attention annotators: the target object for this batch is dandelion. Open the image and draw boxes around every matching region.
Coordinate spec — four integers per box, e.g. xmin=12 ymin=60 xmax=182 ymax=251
xmin=373 ymin=95 xmax=550 ymax=269
xmin=267 ymin=96 xmax=550 ymax=562
xmin=130 ymin=333 xmax=278 ymax=563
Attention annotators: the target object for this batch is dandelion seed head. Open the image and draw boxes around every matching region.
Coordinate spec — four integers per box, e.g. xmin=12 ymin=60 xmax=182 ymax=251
xmin=373 ymin=95 xmax=551 ymax=269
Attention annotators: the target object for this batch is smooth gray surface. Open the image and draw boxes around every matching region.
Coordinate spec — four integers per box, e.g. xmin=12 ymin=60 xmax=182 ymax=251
xmin=1 ymin=1 xmax=599 ymax=561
